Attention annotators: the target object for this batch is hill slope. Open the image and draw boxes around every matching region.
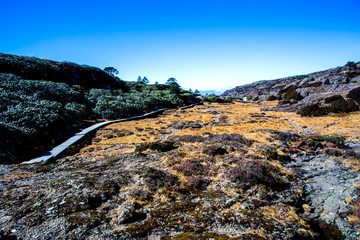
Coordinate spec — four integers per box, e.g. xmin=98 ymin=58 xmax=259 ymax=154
xmin=0 ymin=53 xmax=198 ymax=163
xmin=222 ymin=62 xmax=360 ymax=115
xmin=0 ymin=53 xmax=127 ymax=90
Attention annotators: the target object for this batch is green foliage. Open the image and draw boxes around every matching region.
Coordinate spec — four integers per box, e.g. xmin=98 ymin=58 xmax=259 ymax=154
xmin=137 ymin=76 xmax=149 ymax=85
xmin=0 ymin=53 xmax=127 ymax=90
xmin=202 ymin=94 xmax=219 ymax=102
xmin=0 ymin=72 xmax=197 ymax=163
xmin=165 ymin=78 xmax=181 ymax=93
xmin=293 ymin=75 xmax=309 ymax=80
xmin=202 ymin=94 xmax=232 ymax=103
xmin=166 ymin=77 xmax=177 ymax=85
xmin=103 ymin=67 xmax=119 ymax=76
xmin=346 ymin=61 xmax=356 ymax=67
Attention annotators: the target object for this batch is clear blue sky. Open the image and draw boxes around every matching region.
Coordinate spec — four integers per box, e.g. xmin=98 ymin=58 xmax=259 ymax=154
xmin=1 ymin=0 xmax=360 ymax=91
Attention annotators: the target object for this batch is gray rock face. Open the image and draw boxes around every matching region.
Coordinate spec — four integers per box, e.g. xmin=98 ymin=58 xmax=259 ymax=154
xmin=222 ymin=78 xmax=294 ymax=99
xmin=222 ymin=62 xmax=360 ymax=114
xmin=286 ymin=142 xmax=360 ymax=240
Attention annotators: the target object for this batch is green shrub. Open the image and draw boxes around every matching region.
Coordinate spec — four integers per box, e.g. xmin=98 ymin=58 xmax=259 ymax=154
xmin=0 ymin=54 xmax=199 ymax=163
xmin=346 ymin=61 xmax=356 ymax=67
xmin=202 ymin=94 xmax=232 ymax=103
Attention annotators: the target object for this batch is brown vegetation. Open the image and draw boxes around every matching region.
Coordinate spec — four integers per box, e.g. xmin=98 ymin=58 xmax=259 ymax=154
xmin=1 ymin=102 xmax=360 ymax=239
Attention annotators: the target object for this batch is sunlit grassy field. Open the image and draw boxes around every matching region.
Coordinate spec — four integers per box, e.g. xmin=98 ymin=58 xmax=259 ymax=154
xmin=77 ymin=101 xmax=360 ymax=160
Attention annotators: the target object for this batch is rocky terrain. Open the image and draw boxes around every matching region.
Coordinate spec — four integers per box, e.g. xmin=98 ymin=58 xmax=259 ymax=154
xmin=1 ymin=102 xmax=359 ymax=239
xmin=222 ymin=62 xmax=360 ymax=116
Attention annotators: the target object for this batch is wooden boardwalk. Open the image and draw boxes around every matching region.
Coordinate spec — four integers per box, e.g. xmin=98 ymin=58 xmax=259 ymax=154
xmin=23 ymin=103 xmax=201 ymax=164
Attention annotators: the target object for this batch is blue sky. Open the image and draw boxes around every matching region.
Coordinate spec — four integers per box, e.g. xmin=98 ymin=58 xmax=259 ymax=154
xmin=1 ymin=0 xmax=360 ymax=91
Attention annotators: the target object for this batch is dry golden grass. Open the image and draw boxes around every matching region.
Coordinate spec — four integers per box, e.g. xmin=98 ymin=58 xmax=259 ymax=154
xmin=0 ymin=171 xmax=38 ymax=181
xmin=77 ymin=101 xmax=360 ymax=160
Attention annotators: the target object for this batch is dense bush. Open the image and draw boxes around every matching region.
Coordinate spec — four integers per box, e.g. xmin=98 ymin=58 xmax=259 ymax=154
xmin=0 ymin=70 xmax=198 ymax=163
xmin=0 ymin=53 xmax=127 ymax=90
xmin=202 ymin=94 xmax=232 ymax=103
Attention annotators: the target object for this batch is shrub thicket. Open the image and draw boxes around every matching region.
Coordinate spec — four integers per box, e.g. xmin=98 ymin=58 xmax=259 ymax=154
xmin=202 ymin=94 xmax=232 ymax=103
xmin=0 ymin=72 xmax=197 ymax=163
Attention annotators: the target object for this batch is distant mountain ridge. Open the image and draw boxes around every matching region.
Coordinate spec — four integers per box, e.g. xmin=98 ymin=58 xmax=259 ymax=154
xmin=222 ymin=62 xmax=360 ymax=115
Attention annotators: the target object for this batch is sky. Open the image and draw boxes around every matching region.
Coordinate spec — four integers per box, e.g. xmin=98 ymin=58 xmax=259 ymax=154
xmin=1 ymin=0 xmax=360 ymax=92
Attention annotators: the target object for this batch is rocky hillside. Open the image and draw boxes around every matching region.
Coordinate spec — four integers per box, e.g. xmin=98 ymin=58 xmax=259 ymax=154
xmin=222 ymin=62 xmax=360 ymax=115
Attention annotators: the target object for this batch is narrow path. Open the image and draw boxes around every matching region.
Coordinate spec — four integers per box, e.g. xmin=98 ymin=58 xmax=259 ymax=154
xmin=23 ymin=103 xmax=202 ymax=164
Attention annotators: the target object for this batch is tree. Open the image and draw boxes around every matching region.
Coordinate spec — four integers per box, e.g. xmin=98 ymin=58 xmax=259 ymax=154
xmin=104 ymin=67 xmax=119 ymax=76
xmin=189 ymin=88 xmax=193 ymax=93
xmin=166 ymin=77 xmax=180 ymax=93
xmin=166 ymin=77 xmax=177 ymax=85
xmin=142 ymin=77 xmax=149 ymax=84
xmin=137 ymin=76 xmax=149 ymax=84
xmin=346 ymin=61 xmax=356 ymax=67
xmin=194 ymin=89 xmax=200 ymax=94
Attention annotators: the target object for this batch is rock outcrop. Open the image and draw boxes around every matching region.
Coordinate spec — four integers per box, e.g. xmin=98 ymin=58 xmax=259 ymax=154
xmin=222 ymin=62 xmax=360 ymax=115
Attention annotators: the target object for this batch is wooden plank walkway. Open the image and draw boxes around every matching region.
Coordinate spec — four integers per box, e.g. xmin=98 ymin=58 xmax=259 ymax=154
xmin=23 ymin=102 xmax=201 ymax=164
